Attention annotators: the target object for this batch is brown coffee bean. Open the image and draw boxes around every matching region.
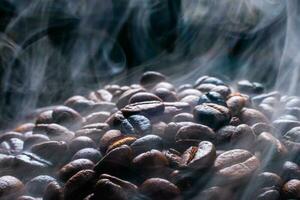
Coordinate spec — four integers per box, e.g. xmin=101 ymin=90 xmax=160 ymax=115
xmin=198 ymin=186 xmax=234 ymax=200
xmin=0 ymin=176 xmax=24 ymax=200
xmin=68 ymin=136 xmax=97 ymax=156
xmin=59 ymin=159 xmax=94 ymax=182
xmin=282 ymin=179 xmax=300 ymax=199
xmin=130 ymin=135 xmax=163 ymax=156
xmin=52 ymin=106 xmax=83 ymax=130
xmin=163 ymin=149 xmax=182 ymax=169
xmin=255 ymin=172 xmax=282 ymax=189
xmin=105 ymin=111 xmax=125 ymax=128
xmin=160 ymin=102 xmax=191 ymax=122
xmin=282 ymin=161 xmax=300 ymax=182
xmin=88 ymin=89 xmax=113 ymax=102
xmin=132 ymin=150 xmax=169 ymax=179
xmin=140 ymin=178 xmax=181 ymax=200
xmin=75 ymin=123 xmax=109 ymax=142
xmin=180 ymin=141 xmax=216 ymax=170
xmin=116 ymin=88 xmax=145 ymax=109
xmin=92 ymin=179 xmax=127 ymax=200
xmin=14 ymin=123 xmax=35 ymax=133
xmin=129 ymin=92 xmax=162 ymax=104
xmin=239 ymin=108 xmax=268 ymax=126
xmin=72 ymin=148 xmax=102 ymax=163
xmin=252 ymin=123 xmax=273 ymax=136
xmin=99 ymin=130 xmax=122 ymax=153
xmin=230 ymin=124 xmax=256 ymax=150
xmin=175 ymin=124 xmax=216 ymax=142
xmin=23 ymin=134 xmax=50 ymax=150
xmin=106 ymin=135 xmax=137 ymax=153
xmin=256 ymin=132 xmax=287 ymax=159
xmin=84 ymin=111 xmax=110 ymax=125
xmin=226 ymin=93 xmax=248 ymax=116
xmin=94 ymin=145 xmax=133 ymax=177
xmin=214 ymin=149 xmax=260 ymax=185
xmin=64 ymin=170 xmax=96 ymax=200
xmin=140 ymin=71 xmax=166 ymax=89
xmin=164 ymin=122 xmax=197 ymax=143
xmin=216 ymin=125 xmax=236 ymax=147
xmin=153 ymin=88 xmax=178 ymax=102
xmin=177 ymin=89 xmax=202 ymax=100
xmin=180 ymin=95 xmax=200 ymax=108
xmin=193 ymin=103 xmax=231 ymax=129
xmin=25 ymin=175 xmax=56 ymax=197
xmin=152 ymin=122 xmax=168 ymax=138
xmin=43 ymin=181 xmax=63 ymax=200
xmin=256 ymin=189 xmax=280 ymax=200
xmin=35 ymin=110 xmax=53 ymax=125
xmin=211 ymin=85 xmax=231 ymax=98
xmin=33 ymin=123 xmax=74 ymax=142
xmin=30 ymin=141 xmax=67 ymax=164
xmin=90 ymin=102 xmax=117 ymax=113
xmin=172 ymin=113 xmax=194 ymax=122
xmin=121 ymin=101 xmax=165 ymax=118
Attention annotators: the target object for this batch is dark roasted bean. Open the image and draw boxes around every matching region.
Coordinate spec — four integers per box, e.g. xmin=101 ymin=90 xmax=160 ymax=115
xmin=130 ymin=135 xmax=163 ymax=156
xmin=282 ymin=179 xmax=300 ymax=199
xmin=116 ymin=88 xmax=146 ymax=109
xmin=154 ymin=88 xmax=178 ymax=102
xmin=43 ymin=181 xmax=63 ymax=200
xmin=72 ymin=148 xmax=102 ymax=163
xmin=33 ymin=123 xmax=74 ymax=142
xmin=198 ymin=91 xmax=226 ymax=106
xmin=121 ymin=101 xmax=165 ymax=118
xmin=120 ymin=115 xmax=151 ymax=135
xmin=68 ymin=136 xmax=97 ymax=155
xmin=140 ymin=71 xmax=166 ymax=89
xmin=129 ymin=92 xmax=162 ymax=104
xmin=25 ymin=175 xmax=56 ymax=197
xmin=175 ymin=124 xmax=216 ymax=142
xmin=59 ymin=159 xmax=94 ymax=182
xmin=0 ymin=176 xmax=24 ymax=200
xmin=230 ymin=124 xmax=256 ymax=150
xmin=240 ymin=108 xmax=268 ymax=126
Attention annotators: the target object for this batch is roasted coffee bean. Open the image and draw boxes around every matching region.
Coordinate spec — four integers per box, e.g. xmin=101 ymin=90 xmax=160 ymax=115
xmin=180 ymin=95 xmax=200 ymax=108
xmin=129 ymin=92 xmax=162 ymax=104
xmin=172 ymin=113 xmax=194 ymax=122
xmin=0 ymin=132 xmax=24 ymax=143
xmin=251 ymin=123 xmax=273 ymax=136
xmin=193 ymin=103 xmax=231 ymax=129
xmin=52 ymin=106 xmax=83 ymax=130
xmin=198 ymin=92 xmax=226 ymax=106
xmin=198 ymin=186 xmax=234 ymax=200
xmin=282 ymin=179 xmax=300 ymax=199
xmin=0 ymin=176 xmax=24 ymax=200
xmin=152 ymin=82 xmax=175 ymax=92
xmin=72 ymin=148 xmax=102 ymax=163
xmin=180 ymin=141 xmax=216 ymax=170
xmin=94 ymin=145 xmax=133 ymax=177
xmin=14 ymin=123 xmax=35 ymax=133
xmin=226 ymin=93 xmax=248 ymax=116
xmin=64 ymin=170 xmax=96 ymax=200
xmin=216 ymin=125 xmax=236 ymax=146
xmin=237 ymin=80 xmax=264 ymax=94
xmin=178 ymin=89 xmax=202 ymax=100
xmin=214 ymin=149 xmax=260 ymax=185
xmin=25 ymin=175 xmax=56 ymax=197
xmin=163 ymin=149 xmax=182 ymax=169
xmin=132 ymin=150 xmax=169 ymax=179
xmin=230 ymin=124 xmax=256 ymax=150
xmin=161 ymin=102 xmax=191 ymax=122
xmin=284 ymin=127 xmax=300 ymax=143
xmin=35 ymin=110 xmax=53 ymax=125
xmin=239 ymin=108 xmax=268 ymax=126
xmin=84 ymin=111 xmax=110 ymax=125
xmin=43 ymin=181 xmax=63 ymax=200
xmin=175 ymin=124 xmax=216 ymax=142
xmin=139 ymin=178 xmax=181 ymax=200
xmin=281 ymin=161 xmax=300 ymax=181
xmin=196 ymin=83 xmax=217 ymax=93
xmin=153 ymin=88 xmax=178 ymax=102
xmin=30 ymin=141 xmax=67 ymax=164
xmin=140 ymin=71 xmax=166 ymax=89
xmin=88 ymin=89 xmax=113 ymax=102
xmin=121 ymin=101 xmax=165 ymax=118
xmin=59 ymin=159 xmax=94 ymax=182
xmin=1 ymin=138 xmax=24 ymax=152
xmin=33 ymin=123 xmax=74 ymax=142
xmin=255 ymin=172 xmax=282 ymax=189
xmin=258 ymin=103 xmax=274 ymax=119
xmin=120 ymin=115 xmax=151 ymax=135
xmin=211 ymin=85 xmax=231 ymax=98
xmin=256 ymin=132 xmax=287 ymax=159
xmin=256 ymin=189 xmax=280 ymax=200
xmin=99 ymin=130 xmax=122 ymax=153
xmin=274 ymin=119 xmax=300 ymax=136
xmin=116 ymin=88 xmax=145 ymax=109
xmin=106 ymin=135 xmax=137 ymax=153
xmin=130 ymin=135 xmax=163 ymax=156
xmin=164 ymin=122 xmax=197 ymax=143
xmin=23 ymin=134 xmax=50 ymax=150
xmin=194 ymin=76 xmax=225 ymax=88
xmin=68 ymin=136 xmax=97 ymax=155
xmin=75 ymin=123 xmax=109 ymax=141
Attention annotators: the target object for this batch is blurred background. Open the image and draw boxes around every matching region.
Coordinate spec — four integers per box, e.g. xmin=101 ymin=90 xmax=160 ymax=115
xmin=0 ymin=0 xmax=297 ymax=128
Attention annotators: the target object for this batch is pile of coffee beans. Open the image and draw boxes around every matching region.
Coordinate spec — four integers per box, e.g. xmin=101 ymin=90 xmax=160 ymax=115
xmin=1 ymin=71 xmax=300 ymax=200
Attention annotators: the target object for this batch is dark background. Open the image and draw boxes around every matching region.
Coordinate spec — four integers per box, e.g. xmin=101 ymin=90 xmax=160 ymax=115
xmin=0 ymin=0 xmax=287 ymax=129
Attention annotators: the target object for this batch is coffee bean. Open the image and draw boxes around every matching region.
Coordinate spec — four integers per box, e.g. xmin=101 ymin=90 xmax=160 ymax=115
xmin=64 ymin=170 xmax=96 ymax=200
xmin=211 ymin=85 xmax=231 ymax=98
xmin=163 ymin=149 xmax=182 ymax=169
xmin=164 ymin=122 xmax=197 ymax=143
xmin=84 ymin=111 xmax=110 ymax=125
xmin=33 ymin=123 xmax=74 ymax=142
xmin=88 ymin=89 xmax=113 ymax=102
xmin=52 ymin=106 xmax=83 ymax=130
xmin=23 ymin=134 xmax=50 ymax=150
xmin=72 ymin=148 xmax=102 ymax=163
xmin=117 ymin=88 xmax=146 ymax=109
xmin=120 ymin=115 xmax=152 ymax=135
xmin=132 ymin=150 xmax=169 ymax=179
xmin=43 ymin=181 xmax=63 ymax=200
xmin=152 ymin=82 xmax=175 ymax=92
xmin=255 ymin=172 xmax=282 ymax=189
xmin=68 ymin=136 xmax=97 ymax=155
xmin=14 ymin=123 xmax=35 ymax=133
xmin=106 ymin=135 xmax=137 ymax=153
xmin=251 ymin=123 xmax=273 ymax=136
xmin=282 ymin=179 xmax=300 ymax=199
xmin=139 ymin=178 xmax=181 ymax=200
xmin=0 ymin=176 xmax=24 ymax=200
xmin=180 ymin=95 xmax=200 ymax=108
xmin=240 ymin=108 xmax=268 ymax=126
xmin=180 ymin=141 xmax=216 ymax=170
xmin=35 ymin=110 xmax=53 ymax=125
xmin=25 ymin=175 xmax=56 ymax=196
xmin=140 ymin=71 xmax=166 ymax=89
xmin=194 ymin=76 xmax=225 ymax=88
xmin=59 ymin=159 xmax=94 ymax=182
xmin=193 ymin=103 xmax=231 ymax=129
xmin=214 ymin=149 xmax=260 ymax=185
xmin=216 ymin=125 xmax=236 ymax=147
xmin=130 ymin=135 xmax=164 ymax=156
xmin=230 ymin=124 xmax=256 ymax=150
xmin=99 ymin=130 xmax=122 ymax=153
xmin=172 ymin=113 xmax=194 ymax=122
xmin=198 ymin=92 xmax=226 ymax=106
xmin=94 ymin=145 xmax=133 ymax=177
xmin=237 ymin=80 xmax=264 ymax=94
xmin=178 ymin=89 xmax=202 ymax=100
xmin=129 ymin=92 xmax=162 ymax=104
xmin=0 ymin=132 xmax=24 ymax=143
xmin=175 ymin=124 xmax=216 ymax=142
xmin=281 ymin=161 xmax=300 ymax=181
xmin=153 ymin=88 xmax=178 ymax=102
xmin=226 ymin=93 xmax=248 ymax=116
xmin=256 ymin=189 xmax=280 ymax=200
xmin=121 ymin=101 xmax=165 ymax=118
xmin=198 ymin=186 xmax=234 ymax=200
